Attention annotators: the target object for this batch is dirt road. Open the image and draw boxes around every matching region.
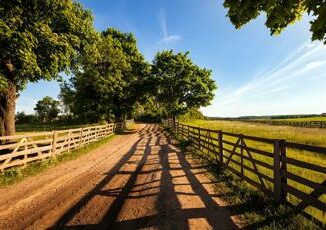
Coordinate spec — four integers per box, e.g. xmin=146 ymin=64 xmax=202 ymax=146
xmin=0 ymin=124 xmax=241 ymax=230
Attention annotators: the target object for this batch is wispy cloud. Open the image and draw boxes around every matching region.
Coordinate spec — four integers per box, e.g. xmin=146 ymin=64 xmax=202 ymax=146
xmin=202 ymin=41 xmax=326 ymax=117
xmin=158 ymin=9 xmax=181 ymax=45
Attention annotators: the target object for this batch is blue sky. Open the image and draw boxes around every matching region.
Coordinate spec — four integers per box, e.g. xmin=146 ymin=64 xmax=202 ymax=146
xmin=17 ymin=0 xmax=326 ymax=117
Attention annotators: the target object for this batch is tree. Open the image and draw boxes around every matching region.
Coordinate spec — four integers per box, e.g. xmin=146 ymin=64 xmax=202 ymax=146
xmin=62 ymin=28 xmax=150 ymax=122
xmin=16 ymin=111 xmax=36 ymax=124
xmin=178 ymin=108 xmax=205 ymax=122
xmin=151 ymin=50 xmax=216 ymax=122
xmin=223 ymin=0 xmax=326 ymax=43
xmin=99 ymin=28 xmax=151 ymax=121
xmin=59 ymin=81 xmax=76 ymax=117
xmin=34 ymin=97 xmax=61 ymax=123
xmin=0 ymin=0 xmax=96 ymax=136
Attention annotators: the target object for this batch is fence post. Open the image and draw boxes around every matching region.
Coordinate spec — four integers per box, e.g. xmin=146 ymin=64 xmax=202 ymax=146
xmin=182 ymin=124 xmax=185 ymax=137
xmin=218 ymin=130 xmax=223 ymax=164
xmin=198 ymin=128 xmax=201 ymax=150
xmin=52 ymin=131 xmax=58 ymax=156
xmin=280 ymin=140 xmax=287 ymax=202
xmin=273 ymin=139 xmax=286 ymax=203
xmin=187 ymin=125 xmax=190 ymax=140
xmin=240 ymin=135 xmax=244 ymax=176
xmin=79 ymin=128 xmax=84 ymax=148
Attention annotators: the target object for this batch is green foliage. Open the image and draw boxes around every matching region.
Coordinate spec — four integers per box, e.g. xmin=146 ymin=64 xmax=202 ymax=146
xmin=0 ymin=0 xmax=97 ymax=135
xmin=34 ymin=96 xmax=61 ymax=123
xmin=178 ymin=108 xmax=204 ymax=122
xmin=59 ymin=81 xmax=76 ymax=116
xmin=16 ymin=111 xmax=36 ymax=124
xmin=0 ymin=0 xmax=96 ymax=90
xmin=133 ymin=97 xmax=167 ymax=122
xmin=223 ymin=0 xmax=326 ymax=43
xmin=62 ymin=28 xmax=150 ymax=122
xmin=151 ymin=50 xmax=216 ymax=118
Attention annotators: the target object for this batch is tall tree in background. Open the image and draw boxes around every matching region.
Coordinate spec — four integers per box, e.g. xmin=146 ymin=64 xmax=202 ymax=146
xmin=34 ymin=96 xmax=61 ymax=123
xmin=0 ymin=0 xmax=96 ymax=136
xmin=223 ymin=0 xmax=326 ymax=43
xmin=151 ymin=51 xmax=216 ymax=122
xmin=100 ymin=28 xmax=150 ymax=121
xmin=62 ymin=28 xmax=150 ymax=122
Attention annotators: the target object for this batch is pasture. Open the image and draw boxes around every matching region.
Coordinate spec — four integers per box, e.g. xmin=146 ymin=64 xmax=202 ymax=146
xmin=273 ymin=117 xmax=326 ymax=122
xmin=186 ymin=119 xmax=326 ymax=147
xmin=177 ymin=119 xmax=326 ymax=224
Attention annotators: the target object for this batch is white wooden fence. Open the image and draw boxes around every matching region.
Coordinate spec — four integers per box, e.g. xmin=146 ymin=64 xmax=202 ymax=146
xmin=0 ymin=124 xmax=117 ymax=172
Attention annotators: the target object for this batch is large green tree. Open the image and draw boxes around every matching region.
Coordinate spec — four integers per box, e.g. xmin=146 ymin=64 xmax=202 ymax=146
xmin=34 ymin=96 xmax=61 ymax=123
xmin=223 ymin=0 xmax=326 ymax=43
xmin=100 ymin=28 xmax=150 ymax=121
xmin=0 ymin=0 xmax=96 ymax=136
xmin=63 ymin=28 xmax=150 ymax=122
xmin=151 ymin=50 xmax=216 ymax=122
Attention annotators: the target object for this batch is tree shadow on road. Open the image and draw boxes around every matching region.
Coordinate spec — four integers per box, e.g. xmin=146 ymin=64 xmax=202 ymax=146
xmin=50 ymin=125 xmax=252 ymax=230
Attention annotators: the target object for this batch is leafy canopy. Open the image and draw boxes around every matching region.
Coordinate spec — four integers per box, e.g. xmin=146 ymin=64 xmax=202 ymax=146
xmin=223 ymin=0 xmax=326 ymax=43
xmin=34 ymin=96 xmax=61 ymax=122
xmin=151 ymin=50 xmax=216 ymax=117
xmin=62 ymin=28 xmax=150 ymax=122
xmin=0 ymin=0 xmax=96 ymax=91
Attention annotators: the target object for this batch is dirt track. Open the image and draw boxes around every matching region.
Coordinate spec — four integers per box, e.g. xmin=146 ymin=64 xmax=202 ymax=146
xmin=0 ymin=124 xmax=241 ymax=230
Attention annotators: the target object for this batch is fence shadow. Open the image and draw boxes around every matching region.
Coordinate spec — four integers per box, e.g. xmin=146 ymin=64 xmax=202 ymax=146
xmin=50 ymin=124 xmax=257 ymax=230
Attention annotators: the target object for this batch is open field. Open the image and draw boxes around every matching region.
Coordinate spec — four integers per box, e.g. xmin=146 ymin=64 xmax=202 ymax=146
xmin=185 ymin=119 xmax=326 ymax=147
xmin=239 ymin=117 xmax=326 ymax=129
xmin=272 ymin=117 xmax=326 ymax=122
xmin=176 ymin=119 xmax=326 ymax=224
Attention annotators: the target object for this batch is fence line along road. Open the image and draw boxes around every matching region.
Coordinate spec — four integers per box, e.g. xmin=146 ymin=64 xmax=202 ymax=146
xmin=162 ymin=119 xmax=326 ymax=225
xmin=0 ymin=123 xmax=121 ymax=172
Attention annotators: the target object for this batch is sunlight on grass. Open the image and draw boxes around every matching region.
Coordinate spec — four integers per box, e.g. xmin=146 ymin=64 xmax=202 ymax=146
xmin=179 ymin=120 xmax=326 ymax=225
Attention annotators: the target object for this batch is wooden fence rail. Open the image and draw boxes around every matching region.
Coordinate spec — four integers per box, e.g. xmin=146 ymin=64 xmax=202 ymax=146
xmin=0 ymin=123 xmax=118 ymax=172
xmin=162 ymin=119 xmax=326 ymax=224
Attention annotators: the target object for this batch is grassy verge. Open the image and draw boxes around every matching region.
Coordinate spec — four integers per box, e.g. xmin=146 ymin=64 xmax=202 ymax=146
xmin=0 ymin=134 xmax=116 ymax=188
xmin=165 ymin=126 xmax=323 ymax=230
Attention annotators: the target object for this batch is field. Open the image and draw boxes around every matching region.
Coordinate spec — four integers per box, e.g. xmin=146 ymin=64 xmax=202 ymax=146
xmin=16 ymin=122 xmax=92 ymax=133
xmin=180 ymin=119 xmax=326 ymax=224
xmin=185 ymin=119 xmax=326 ymax=147
xmin=273 ymin=117 xmax=326 ymax=122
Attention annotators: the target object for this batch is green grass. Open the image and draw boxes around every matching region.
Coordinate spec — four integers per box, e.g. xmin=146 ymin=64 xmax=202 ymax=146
xmin=16 ymin=122 xmax=94 ymax=133
xmin=0 ymin=134 xmax=116 ymax=187
xmin=169 ymin=128 xmax=323 ymax=229
xmin=177 ymin=120 xmax=326 ymax=225
xmin=187 ymin=119 xmax=326 ymax=147
xmin=273 ymin=117 xmax=326 ymax=122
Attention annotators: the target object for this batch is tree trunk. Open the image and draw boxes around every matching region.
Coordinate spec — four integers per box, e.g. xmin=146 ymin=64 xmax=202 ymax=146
xmin=0 ymin=82 xmax=17 ymax=136
xmin=1 ymin=58 xmax=17 ymax=137
xmin=114 ymin=110 xmax=127 ymax=131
